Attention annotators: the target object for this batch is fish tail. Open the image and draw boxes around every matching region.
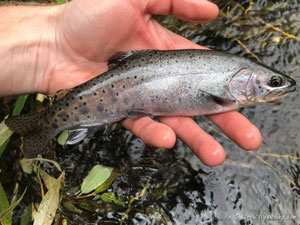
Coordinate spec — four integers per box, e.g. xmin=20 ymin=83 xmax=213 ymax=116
xmin=5 ymin=113 xmax=50 ymax=158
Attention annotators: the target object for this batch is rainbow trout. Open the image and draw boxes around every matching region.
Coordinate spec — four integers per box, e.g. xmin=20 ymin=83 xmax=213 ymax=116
xmin=5 ymin=50 xmax=296 ymax=158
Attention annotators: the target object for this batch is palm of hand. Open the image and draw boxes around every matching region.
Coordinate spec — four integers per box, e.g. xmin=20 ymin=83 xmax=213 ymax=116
xmin=46 ymin=0 xmax=261 ymax=166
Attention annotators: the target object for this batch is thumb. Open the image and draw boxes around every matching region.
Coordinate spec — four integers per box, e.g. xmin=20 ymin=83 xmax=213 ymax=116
xmin=144 ymin=0 xmax=219 ymax=23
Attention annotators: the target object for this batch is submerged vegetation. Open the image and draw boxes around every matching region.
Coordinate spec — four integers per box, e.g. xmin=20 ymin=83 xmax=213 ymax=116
xmin=0 ymin=0 xmax=299 ymax=224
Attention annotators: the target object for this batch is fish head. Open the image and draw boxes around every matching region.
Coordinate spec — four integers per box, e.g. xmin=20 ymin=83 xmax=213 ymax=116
xmin=228 ymin=67 xmax=296 ymax=104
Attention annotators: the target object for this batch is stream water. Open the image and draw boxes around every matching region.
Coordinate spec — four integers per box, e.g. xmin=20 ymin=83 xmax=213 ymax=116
xmin=0 ymin=0 xmax=299 ymax=224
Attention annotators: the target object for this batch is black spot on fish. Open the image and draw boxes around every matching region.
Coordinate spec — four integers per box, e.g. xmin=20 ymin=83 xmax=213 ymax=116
xmin=123 ymin=85 xmax=126 ymax=89
xmin=100 ymin=99 xmax=103 ymax=102
xmin=79 ymin=106 xmax=89 ymax=115
xmin=109 ymin=89 xmax=117 ymax=103
xmin=111 ymin=84 xmax=114 ymax=88
xmin=102 ymin=90 xmax=106 ymax=94
xmin=74 ymin=107 xmax=78 ymax=110
xmin=79 ymin=96 xmax=83 ymax=100
xmin=97 ymin=104 xmax=104 ymax=112
xmin=93 ymin=92 xmax=97 ymax=96
xmin=58 ymin=112 xmax=69 ymax=121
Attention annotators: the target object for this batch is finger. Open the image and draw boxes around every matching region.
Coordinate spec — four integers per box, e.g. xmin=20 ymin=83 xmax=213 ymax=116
xmin=159 ymin=116 xmax=225 ymax=167
xmin=207 ymin=111 xmax=262 ymax=151
xmin=144 ymin=0 xmax=219 ymax=23
xmin=122 ymin=117 xmax=176 ymax=148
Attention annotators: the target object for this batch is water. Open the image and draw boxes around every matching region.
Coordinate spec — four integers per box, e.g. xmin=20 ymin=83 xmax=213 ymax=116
xmin=1 ymin=0 xmax=299 ymax=224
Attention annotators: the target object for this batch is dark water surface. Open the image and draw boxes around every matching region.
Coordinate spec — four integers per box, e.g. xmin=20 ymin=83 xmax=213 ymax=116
xmin=1 ymin=0 xmax=299 ymax=224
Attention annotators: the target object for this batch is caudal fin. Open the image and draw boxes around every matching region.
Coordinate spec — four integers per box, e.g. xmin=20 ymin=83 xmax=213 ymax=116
xmin=5 ymin=113 xmax=50 ymax=158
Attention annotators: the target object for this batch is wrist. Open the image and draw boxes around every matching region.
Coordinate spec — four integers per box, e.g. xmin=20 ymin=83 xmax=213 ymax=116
xmin=0 ymin=5 xmax=61 ymax=96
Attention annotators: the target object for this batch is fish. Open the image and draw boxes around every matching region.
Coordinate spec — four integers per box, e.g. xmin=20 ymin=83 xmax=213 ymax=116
xmin=5 ymin=49 xmax=296 ymax=158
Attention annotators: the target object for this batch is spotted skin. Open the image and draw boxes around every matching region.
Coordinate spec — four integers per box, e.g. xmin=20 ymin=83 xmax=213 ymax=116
xmin=5 ymin=49 xmax=296 ymax=158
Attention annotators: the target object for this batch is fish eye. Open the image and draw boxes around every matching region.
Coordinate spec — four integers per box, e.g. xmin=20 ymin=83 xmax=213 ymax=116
xmin=269 ymin=76 xmax=284 ymax=87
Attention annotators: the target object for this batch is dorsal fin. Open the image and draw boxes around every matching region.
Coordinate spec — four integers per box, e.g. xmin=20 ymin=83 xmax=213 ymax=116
xmin=107 ymin=50 xmax=154 ymax=69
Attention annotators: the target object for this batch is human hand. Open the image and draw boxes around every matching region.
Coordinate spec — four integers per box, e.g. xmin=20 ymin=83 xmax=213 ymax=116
xmin=1 ymin=0 xmax=261 ymax=166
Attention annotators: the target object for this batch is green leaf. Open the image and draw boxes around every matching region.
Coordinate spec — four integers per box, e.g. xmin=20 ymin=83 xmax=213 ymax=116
xmin=0 ymin=182 xmax=11 ymax=225
xmin=100 ymin=192 xmax=115 ymax=203
xmin=39 ymin=169 xmax=57 ymax=191
xmin=19 ymin=158 xmax=33 ymax=175
xmin=57 ymin=130 xmax=69 ymax=146
xmin=95 ymin=169 xmax=122 ymax=193
xmin=12 ymin=95 xmax=29 ymax=116
xmin=21 ymin=158 xmax=62 ymax=172
xmin=0 ymin=121 xmax=14 ymax=150
xmin=20 ymin=204 xmax=32 ymax=225
xmin=0 ymin=140 xmax=9 ymax=159
xmin=100 ymin=192 xmax=125 ymax=207
xmin=57 ymin=0 xmax=67 ymax=5
xmin=81 ymin=165 xmax=114 ymax=194
xmin=0 ymin=94 xmax=28 ymax=157
xmin=0 ymin=186 xmax=27 ymax=224
xmin=113 ymin=198 xmax=126 ymax=207
xmin=62 ymin=201 xmax=83 ymax=214
xmin=33 ymin=172 xmax=64 ymax=225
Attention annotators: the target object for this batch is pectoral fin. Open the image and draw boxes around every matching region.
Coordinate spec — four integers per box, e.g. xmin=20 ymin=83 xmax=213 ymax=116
xmin=210 ymin=95 xmax=236 ymax=106
xmin=125 ymin=109 xmax=152 ymax=118
xmin=66 ymin=126 xmax=102 ymax=145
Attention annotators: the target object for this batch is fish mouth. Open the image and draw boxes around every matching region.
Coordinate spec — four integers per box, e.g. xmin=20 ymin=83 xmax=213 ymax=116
xmin=265 ymin=85 xmax=296 ymax=101
xmin=286 ymin=75 xmax=297 ymax=90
